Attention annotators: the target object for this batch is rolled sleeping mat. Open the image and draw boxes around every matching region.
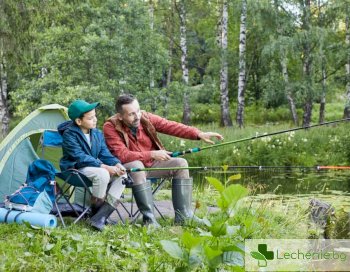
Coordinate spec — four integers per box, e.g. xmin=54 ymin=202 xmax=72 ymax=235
xmin=0 ymin=208 xmax=57 ymax=228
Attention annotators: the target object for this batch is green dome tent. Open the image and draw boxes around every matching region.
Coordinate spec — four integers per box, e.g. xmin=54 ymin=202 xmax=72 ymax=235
xmin=0 ymin=104 xmax=69 ymax=201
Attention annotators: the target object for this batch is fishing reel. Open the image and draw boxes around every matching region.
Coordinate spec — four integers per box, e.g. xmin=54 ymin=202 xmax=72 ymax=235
xmin=121 ymin=174 xmax=134 ymax=187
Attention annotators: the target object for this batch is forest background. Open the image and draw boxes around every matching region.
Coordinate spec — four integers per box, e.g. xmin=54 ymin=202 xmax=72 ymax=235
xmin=1 ymin=0 xmax=350 ymax=137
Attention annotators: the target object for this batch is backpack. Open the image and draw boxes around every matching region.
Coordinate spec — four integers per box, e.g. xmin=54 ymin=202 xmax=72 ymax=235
xmin=5 ymin=159 xmax=57 ymax=214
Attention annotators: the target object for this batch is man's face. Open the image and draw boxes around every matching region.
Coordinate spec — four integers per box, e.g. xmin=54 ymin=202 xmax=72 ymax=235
xmin=118 ymin=100 xmax=141 ymax=128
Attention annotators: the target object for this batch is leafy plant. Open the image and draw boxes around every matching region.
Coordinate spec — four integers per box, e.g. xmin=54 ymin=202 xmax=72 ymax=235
xmin=160 ymin=175 xmax=248 ymax=271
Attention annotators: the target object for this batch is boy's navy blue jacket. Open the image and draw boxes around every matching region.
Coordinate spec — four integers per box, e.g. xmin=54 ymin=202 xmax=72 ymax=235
xmin=58 ymin=121 xmax=120 ymax=171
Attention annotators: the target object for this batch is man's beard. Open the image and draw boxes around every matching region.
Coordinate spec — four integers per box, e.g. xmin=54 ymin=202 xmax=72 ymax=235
xmin=131 ymin=119 xmax=140 ymax=128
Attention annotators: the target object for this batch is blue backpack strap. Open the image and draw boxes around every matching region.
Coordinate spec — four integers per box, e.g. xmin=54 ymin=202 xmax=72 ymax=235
xmin=4 ymin=210 xmax=25 ymax=223
xmin=14 ymin=211 xmax=25 ymax=223
xmin=4 ymin=210 xmax=13 ymax=223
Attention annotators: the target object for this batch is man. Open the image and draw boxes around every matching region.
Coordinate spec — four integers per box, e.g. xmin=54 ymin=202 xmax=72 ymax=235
xmin=103 ymin=94 xmax=223 ymax=226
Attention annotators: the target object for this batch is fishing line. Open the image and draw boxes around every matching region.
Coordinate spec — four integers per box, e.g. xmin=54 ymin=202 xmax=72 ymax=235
xmin=126 ymin=165 xmax=350 ymax=173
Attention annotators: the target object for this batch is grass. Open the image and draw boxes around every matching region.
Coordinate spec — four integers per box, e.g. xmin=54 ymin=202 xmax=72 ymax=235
xmin=0 ymin=182 xmax=316 ymax=272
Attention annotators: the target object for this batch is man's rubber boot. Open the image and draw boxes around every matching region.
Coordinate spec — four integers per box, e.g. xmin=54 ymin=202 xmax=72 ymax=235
xmin=132 ymin=181 xmax=160 ymax=228
xmin=172 ymin=178 xmax=204 ymax=225
xmin=89 ymin=202 xmax=115 ymax=231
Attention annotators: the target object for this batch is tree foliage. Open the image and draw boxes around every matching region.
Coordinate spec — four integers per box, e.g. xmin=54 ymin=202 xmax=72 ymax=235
xmin=1 ymin=0 xmax=349 ymax=127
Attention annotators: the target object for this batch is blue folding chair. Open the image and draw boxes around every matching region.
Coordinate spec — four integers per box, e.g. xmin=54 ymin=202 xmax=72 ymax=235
xmin=40 ymin=130 xmax=127 ymax=226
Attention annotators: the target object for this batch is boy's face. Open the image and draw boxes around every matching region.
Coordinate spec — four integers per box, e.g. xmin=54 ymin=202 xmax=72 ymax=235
xmin=76 ymin=109 xmax=97 ymax=133
xmin=117 ymin=100 xmax=141 ymax=128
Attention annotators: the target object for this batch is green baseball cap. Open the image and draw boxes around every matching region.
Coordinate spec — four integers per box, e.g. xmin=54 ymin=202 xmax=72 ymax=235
xmin=68 ymin=100 xmax=100 ymax=120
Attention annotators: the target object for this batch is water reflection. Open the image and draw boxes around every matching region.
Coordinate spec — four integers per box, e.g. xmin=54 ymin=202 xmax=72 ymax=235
xmin=195 ymin=169 xmax=350 ymax=194
xmin=194 ymin=169 xmax=350 ymax=211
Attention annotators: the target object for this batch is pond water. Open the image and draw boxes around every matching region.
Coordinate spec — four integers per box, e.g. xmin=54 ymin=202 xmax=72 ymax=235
xmin=194 ymin=169 xmax=350 ymax=212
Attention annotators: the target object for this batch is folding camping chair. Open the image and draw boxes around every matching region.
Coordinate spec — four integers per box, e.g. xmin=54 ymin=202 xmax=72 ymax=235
xmin=39 ymin=130 xmax=126 ymax=226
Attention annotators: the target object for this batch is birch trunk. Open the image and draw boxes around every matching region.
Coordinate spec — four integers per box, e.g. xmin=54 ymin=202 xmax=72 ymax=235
xmin=236 ymin=0 xmax=247 ymax=128
xmin=179 ymin=0 xmax=190 ymax=124
xmin=281 ymin=57 xmax=298 ymax=125
xmin=219 ymin=0 xmax=232 ymax=127
xmin=343 ymin=11 xmax=350 ymax=119
xmin=163 ymin=0 xmax=175 ymax=118
xmin=302 ymin=0 xmax=313 ymax=127
xmin=149 ymin=0 xmax=155 ymax=89
xmin=0 ymin=52 xmax=10 ymax=137
xmin=319 ymin=62 xmax=326 ymax=124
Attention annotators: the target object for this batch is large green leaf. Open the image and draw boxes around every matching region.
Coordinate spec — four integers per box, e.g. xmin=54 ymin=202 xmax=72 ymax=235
xmin=205 ymin=176 xmax=224 ymax=193
xmin=222 ymin=184 xmax=249 ymax=207
xmin=189 ymin=244 xmax=204 ymax=267
xmin=204 ymin=245 xmax=223 ymax=268
xmin=182 ymin=231 xmax=203 ymax=249
xmin=223 ymin=251 xmax=244 ymax=266
xmin=160 ymin=240 xmax=186 ymax=261
xmin=209 ymin=222 xmax=227 ymax=237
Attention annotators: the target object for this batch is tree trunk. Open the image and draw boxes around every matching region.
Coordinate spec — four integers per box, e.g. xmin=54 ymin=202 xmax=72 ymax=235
xmin=236 ymin=0 xmax=247 ymax=128
xmin=149 ymin=0 xmax=155 ymax=90
xmin=343 ymin=11 xmax=350 ymax=119
xmin=163 ymin=36 xmax=174 ymax=118
xmin=281 ymin=57 xmax=298 ymax=125
xmin=179 ymin=0 xmax=190 ymax=124
xmin=319 ymin=62 xmax=326 ymax=124
xmin=219 ymin=0 xmax=233 ymax=127
xmin=0 ymin=53 xmax=10 ymax=137
xmin=302 ymin=0 xmax=313 ymax=127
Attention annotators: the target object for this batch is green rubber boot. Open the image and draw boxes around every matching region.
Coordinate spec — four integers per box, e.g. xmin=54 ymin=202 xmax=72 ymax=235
xmin=172 ymin=178 xmax=204 ymax=225
xmin=132 ymin=181 xmax=160 ymax=228
xmin=89 ymin=201 xmax=115 ymax=231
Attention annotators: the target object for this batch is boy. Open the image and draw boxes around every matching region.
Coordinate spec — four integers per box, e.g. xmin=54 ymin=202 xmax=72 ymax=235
xmin=58 ymin=99 xmax=126 ymax=231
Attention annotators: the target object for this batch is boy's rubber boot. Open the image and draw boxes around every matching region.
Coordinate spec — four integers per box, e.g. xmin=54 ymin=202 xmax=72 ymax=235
xmin=89 ymin=202 xmax=115 ymax=231
xmin=90 ymin=196 xmax=105 ymax=217
xmin=132 ymin=181 xmax=160 ymax=228
xmin=172 ymin=178 xmax=204 ymax=225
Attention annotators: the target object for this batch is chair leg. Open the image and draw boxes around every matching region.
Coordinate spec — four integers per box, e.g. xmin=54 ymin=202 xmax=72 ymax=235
xmin=54 ymin=200 xmax=66 ymax=228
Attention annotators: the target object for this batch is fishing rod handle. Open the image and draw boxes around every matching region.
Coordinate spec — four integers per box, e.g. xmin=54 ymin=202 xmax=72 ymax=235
xmin=171 ymin=147 xmax=201 ymax=157
xmin=126 ymin=168 xmax=140 ymax=173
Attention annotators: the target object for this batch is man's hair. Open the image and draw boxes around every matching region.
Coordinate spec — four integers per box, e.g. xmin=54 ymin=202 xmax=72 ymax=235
xmin=115 ymin=94 xmax=137 ymax=113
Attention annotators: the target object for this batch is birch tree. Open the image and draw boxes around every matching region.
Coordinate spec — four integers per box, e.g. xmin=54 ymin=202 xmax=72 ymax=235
xmin=178 ymin=0 xmax=190 ymax=124
xmin=301 ymin=0 xmax=313 ymax=127
xmin=281 ymin=56 xmax=299 ymax=125
xmin=218 ymin=0 xmax=233 ymax=127
xmin=236 ymin=0 xmax=247 ymax=128
xmin=343 ymin=6 xmax=350 ymax=118
xmin=0 ymin=50 xmax=9 ymax=137
xmin=275 ymin=0 xmax=298 ymax=125
xmin=149 ymin=0 xmax=155 ymax=90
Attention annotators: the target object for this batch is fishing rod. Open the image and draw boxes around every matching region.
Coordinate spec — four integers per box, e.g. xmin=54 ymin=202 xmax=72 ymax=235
xmin=126 ymin=165 xmax=350 ymax=173
xmin=171 ymin=118 xmax=350 ymax=157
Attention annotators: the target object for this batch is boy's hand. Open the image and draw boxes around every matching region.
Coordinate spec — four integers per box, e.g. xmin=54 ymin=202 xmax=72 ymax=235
xmin=101 ymin=164 xmax=125 ymax=176
xmin=115 ymin=163 xmax=126 ymax=176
